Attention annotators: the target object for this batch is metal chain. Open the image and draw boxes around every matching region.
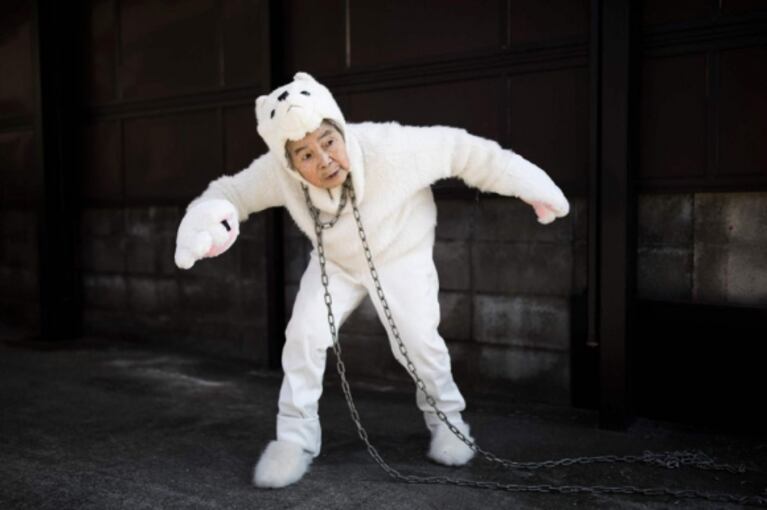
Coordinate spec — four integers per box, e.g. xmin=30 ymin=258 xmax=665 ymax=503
xmin=301 ymin=182 xmax=348 ymax=230
xmin=304 ymin=177 xmax=767 ymax=507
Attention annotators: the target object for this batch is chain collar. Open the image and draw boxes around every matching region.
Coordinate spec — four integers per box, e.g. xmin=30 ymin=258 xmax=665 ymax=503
xmin=301 ymin=178 xmax=351 ymax=231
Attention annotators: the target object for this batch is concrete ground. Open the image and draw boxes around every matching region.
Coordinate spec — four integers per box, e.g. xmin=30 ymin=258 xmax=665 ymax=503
xmin=1 ymin=336 xmax=765 ymax=510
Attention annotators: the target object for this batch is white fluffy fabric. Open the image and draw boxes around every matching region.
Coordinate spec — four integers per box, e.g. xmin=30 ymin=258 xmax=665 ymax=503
xmin=428 ymin=421 xmax=475 ymax=466
xmin=253 ymin=440 xmax=312 ymax=489
xmin=255 ymin=72 xmax=346 ymax=173
xmin=195 ymin=120 xmax=569 ymax=272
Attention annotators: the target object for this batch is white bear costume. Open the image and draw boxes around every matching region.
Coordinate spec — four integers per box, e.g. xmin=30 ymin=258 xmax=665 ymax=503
xmin=174 ymin=72 xmax=569 ymax=488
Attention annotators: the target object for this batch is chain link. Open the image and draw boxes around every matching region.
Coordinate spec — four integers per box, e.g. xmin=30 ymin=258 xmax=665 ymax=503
xmin=303 ymin=177 xmax=767 ymax=507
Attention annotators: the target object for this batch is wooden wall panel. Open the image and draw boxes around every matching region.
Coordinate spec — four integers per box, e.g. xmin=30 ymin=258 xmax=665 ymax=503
xmin=722 ymin=0 xmax=767 ymax=15
xmin=508 ymin=68 xmax=589 ymax=193
xmin=719 ymin=46 xmax=767 ymax=178
xmin=639 ymin=55 xmax=707 ymax=179
xmin=509 ymin=0 xmax=589 ymax=45
xmin=86 ymin=0 xmax=117 ymax=104
xmin=349 ymin=0 xmax=504 ymax=67
xmin=222 ymin=0 xmax=267 ymax=87
xmin=0 ymin=1 xmax=34 ymax=117
xmin=282 ymin=0 xmax=346 ymax=75
xmin=119 ymin=0 xmax=219 ymax=99
xmin=641 ymin=0 xmax=713 ymax=26
xmin=346 ymin=78 xmax=504 ymax=142
xmin=82 ymin=120 xmax=122 ymax=202
xmin=124 ymin=111 xmax=221 ymax=201
xmin=224 ymin=105 xmax=267 ymax=173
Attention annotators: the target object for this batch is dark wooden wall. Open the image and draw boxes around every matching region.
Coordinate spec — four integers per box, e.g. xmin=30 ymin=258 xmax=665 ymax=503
xmin=640 ymin=1 xmax=767 ymax=191
xmin=278 ymin=0 xmax=591 ymax=197
xmin=83 ymin=0 xmax=270 ymax=206
xmin=0 ymin=1 xmax=41 ymax=333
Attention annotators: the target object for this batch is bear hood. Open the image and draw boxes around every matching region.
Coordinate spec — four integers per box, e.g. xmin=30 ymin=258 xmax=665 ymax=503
xmin=254 ymin=72 xmax=365 ymax=205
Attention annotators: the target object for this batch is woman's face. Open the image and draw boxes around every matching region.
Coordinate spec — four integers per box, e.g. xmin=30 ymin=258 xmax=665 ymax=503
xmin=286 ymin=122 xmax=350 ymax=189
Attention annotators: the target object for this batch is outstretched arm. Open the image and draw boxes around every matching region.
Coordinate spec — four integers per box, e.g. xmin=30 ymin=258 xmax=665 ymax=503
xmin=174 ymin=153 xmax=285 ymax=269
xmin=406 ymin=125 xmax=569 ymax=224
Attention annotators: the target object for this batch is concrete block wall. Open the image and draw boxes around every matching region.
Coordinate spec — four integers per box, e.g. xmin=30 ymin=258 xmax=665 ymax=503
xmin=284 ymin=196 xmax=587 ymax=404
xmin=80 ymin=206 xmax=270 ymax=364
xmin=0 ymin=209 xmax=40 ymax=332
xmin=637 ymin=192 xmax=767 ymax=305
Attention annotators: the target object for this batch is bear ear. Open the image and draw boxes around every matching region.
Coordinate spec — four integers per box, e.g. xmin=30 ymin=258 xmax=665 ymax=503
xmin=255 ymin=95 xmax=266 ymax=111
xmin=294 ymin=71 xmax=316 ymax=83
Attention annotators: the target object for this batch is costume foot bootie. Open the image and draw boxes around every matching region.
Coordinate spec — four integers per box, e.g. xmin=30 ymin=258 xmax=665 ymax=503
xmin=428 ymin=421 xmax=475 ymax=466
xmin=253 ymin=440 xmax=313 ymax=488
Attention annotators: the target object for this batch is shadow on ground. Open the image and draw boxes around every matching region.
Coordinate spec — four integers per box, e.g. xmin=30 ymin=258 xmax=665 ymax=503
xmin=1 ymin=337 xmax=765 ymax=509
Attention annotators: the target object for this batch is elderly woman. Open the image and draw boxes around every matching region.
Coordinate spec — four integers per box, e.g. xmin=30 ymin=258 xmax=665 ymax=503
xmin=174 ymin=72 xmax=569 ymax=489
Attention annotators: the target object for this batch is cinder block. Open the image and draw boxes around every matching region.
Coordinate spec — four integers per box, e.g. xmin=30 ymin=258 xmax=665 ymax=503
xmin=157 ymin=235 xmax=178 ymax=275
xmin=694 ymin=242 xmax=767 ymax=305
xmin=126 ymin=206 xmax=181 ymax=237
xmin=474 ymin=197 xmax=572 ymax=243
xmin=81 ymin=236 xmax=126 ymax=273
xmin=694 ymin=194 xmax=729 ymax=245
xmin=3 ymin=234 xmax=38 ymax=269
xmin=571 ymin=198 xmax=588 ymax=242
xmin=695 ymin=192 xmax=767 ymax=245
xmin=638 ymin=193 xmax=693 ymax=246
xmin=725 ymin=193 xmax=767 ymax=244
xmin=240 ymin=280 xmax=268 ymax=318
xmin=238 ymin=238 xmax=267 ymax=280
xmin=637 ymin=246 xmax=692 ymax=301
xmin=240 ymin=323 xmax=270 ymax=365
xmin=125 ymin=238 xmax=156 ymax=274
xmin=81 ymin=208 xmax=124 ymax=236
xmin=126 ymin=234 xmax=183 ymax=276
xmin=0 ymin=210 xmax=37 ymax=237
xmin=337 ymin=331 xmax=410 ymax=384
xmin=128 ymin=277 xmax=179 ymax=314
xmin=343 ymin=296 xmax=385 ymax=335
xmin=473 ymin=294 xmax=570 ymax=351
xmin=83 ymin=274 xmax=127 ymax=310
xmin=435 ymin=199 xmax=474 ymax=241
xmin=180 ymin=318 xmax=245 ymax=358
xmin=438 ymin=291 xmax=472 ymax=340
xmin=239 ymin=213 xmax=267 ymax=239
xmin=283 ymin=216 xmax=306 ymax=239
xmin=472 ymin=242 xmax=572 ymax=295
xmin=187 ymin=243 xmax=241 ymax=279
xmin=178 ymin=277 xmax=237 ymax=315
xmin=82 ymin=309 xmax=131 ymax=339
xmin=478 ymin=344 xmax=570 ymax=404
xmin=434 ymin=240 xmax=471 ymax=290
xmin=284 ymin=283 xmax=299 ymax=319
xmin=693 ymin=243 xmax=728 ymax=303
xmin=726 ymin=246 xmax=767 ymax=305
xmin=284 ymin=237 xmax=311 ymax=283
xmin=0 ymin=267 xmax=38 ymax=300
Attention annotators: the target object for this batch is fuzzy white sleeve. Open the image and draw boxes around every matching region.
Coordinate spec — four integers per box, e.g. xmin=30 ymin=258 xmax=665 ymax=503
xmin=407 ymin=125 xmax=569 ymax=214
xmin=188 ymin=153 xmax=285 ymax=221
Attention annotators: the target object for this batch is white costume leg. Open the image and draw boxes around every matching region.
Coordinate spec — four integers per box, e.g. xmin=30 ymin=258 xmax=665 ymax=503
xmin=276 ymin=252 xmax=366 ymax=457
xmin=363 ymin=247 xmax=469 ymax=436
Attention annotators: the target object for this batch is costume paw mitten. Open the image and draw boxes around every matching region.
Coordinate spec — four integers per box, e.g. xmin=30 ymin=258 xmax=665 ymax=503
xmin=174 ymin=199 xmax=239 ymax=269
xmin=530 ymin=196 xmax=569 ymax=225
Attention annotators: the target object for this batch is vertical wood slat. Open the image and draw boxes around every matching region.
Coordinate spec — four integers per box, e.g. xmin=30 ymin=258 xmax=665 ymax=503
xmin=594 ymin=0 xmax=638 ymax=429
xmin=35 ymin=1 xmax=83 ymax=341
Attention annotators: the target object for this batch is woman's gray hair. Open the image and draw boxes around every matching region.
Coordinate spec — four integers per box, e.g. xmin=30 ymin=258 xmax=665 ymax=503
xmin=285 ymin=119 xmax=344 ymax=170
